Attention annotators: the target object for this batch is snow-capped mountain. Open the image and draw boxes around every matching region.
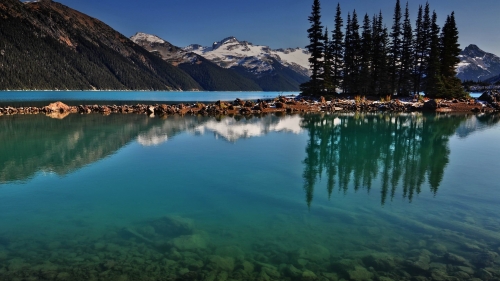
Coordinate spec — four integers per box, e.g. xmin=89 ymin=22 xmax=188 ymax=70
xmin=131 ymin=32 xmax=187 ymax=64
xmin=457 ymin=44 xmax=500 ymax=81
xmin=132 ymin=33 xmax=310 ymax=91
xmin=184 ymin=36 xmax=311 ymax=77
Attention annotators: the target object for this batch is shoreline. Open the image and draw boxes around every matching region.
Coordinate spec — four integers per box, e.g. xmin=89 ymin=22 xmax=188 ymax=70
xmin=0 ymin=96 xmax=498 ymax=118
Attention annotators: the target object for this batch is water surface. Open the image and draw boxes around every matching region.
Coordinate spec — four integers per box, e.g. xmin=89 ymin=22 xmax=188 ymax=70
xmin=0 ymin=112 xmax=499 ymax=281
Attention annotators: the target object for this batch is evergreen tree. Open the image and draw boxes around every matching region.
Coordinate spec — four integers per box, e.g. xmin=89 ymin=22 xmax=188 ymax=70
xmin=301 ymin=0 xmax=324 ymax=95
xmin=440 ymin=12 xmax=461 ymax=78
xmin=371 ymin=12 xmax=390 ymax=96
xmin=399 ymin=2 xmax=414 ymax=96
xmin=389 ymin=0 xmax=402 ymax=95
xmin=438 ymin=12 xmax=466 ymax=98
xmin=331 ymin=3 xmax=344 ymax=93
xmin=412 ymin=5 xmax=423 ymax=94
xmin=343 ymin=13 xmax=352 ymax=93
xmin=344 ymin=10 xmax=360 ymax=94
xmin=359 ymin=14 xmax=373 ymax=95
xmin=415 ymin=3 xmax=432 ymax=94
xmin=424 ymin=11 xmax=444 ymax=97
xmin=322 ymin=27 xmax=334 ymax=93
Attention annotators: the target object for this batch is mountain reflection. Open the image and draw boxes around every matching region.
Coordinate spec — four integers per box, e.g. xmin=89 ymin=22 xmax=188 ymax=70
xmin=0 ymin=114 xmax=303 ymax=183
xmin=137 ymin=114 xmax=303 ymax=145
xmin=1 ymin=112 xmax=498 ymax=194
xmin=0 ymin=114 xmax=162 ymax=183
xmin=300 ymin=113 xmax=499 ymax=207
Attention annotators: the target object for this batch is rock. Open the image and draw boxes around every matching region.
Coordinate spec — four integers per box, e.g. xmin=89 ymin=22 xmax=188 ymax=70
xmin=423 ymin=99 xmax=438 ymax=111
xmin=284 ymin=264 xmax=302 ymax=278
xmin=149 ymin=215 xmax=194 ymax=238
xmin=347 ymin=265 xmax=373 ymax=281
xmin=478 ymin=268 xmax=493 ymax=280
xmin=432 ymin=243 xmax=447 ymax=255
xmin=320 ymin=96 xmax=326 ymax=103
xmin=44 ymin=101 xmax=70 ymax=113
xmin=302 ymin=270 xmax=317 ymax=279
xmin=455 ymin=265 xmax=474 ymax=275
xmin=362 ymin=253 xmax=396 ymax=271
xmin=238 ymin=261 xmax=254 ymax=274
xmin=445 ymin=253 xmax=471 ymax=266
xmin=275 ymin=102 xmax=285 ymax=109
xmin=215 ymin=245 xmax=245 ymax=261
xmin=206 ymin=255 xmax=235 ymax=272
xmin=258 ymin=263 xmax=280 ymax=279
xmin=297 ymin=244 xmax=331 ymax=263
xmin=56 ymin=272 xmax=71 ymax=281
xmin=171 ymin=234 xmax=207 ymax=251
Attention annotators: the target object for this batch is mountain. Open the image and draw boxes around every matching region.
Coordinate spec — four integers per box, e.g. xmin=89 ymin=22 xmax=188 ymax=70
xmin=0 ymin=0 xmax=201 ymax=90
xmin=457 ymin=44 xmax=500 ymax=82
xmin=131 ymin=33 xmax=262 ymax=91
xmin=184 ymin=36 xmax=311 ymax=91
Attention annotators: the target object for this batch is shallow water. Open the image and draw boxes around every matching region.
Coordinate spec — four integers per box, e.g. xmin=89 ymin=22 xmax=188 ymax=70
xmin=0 ymin=112 xmax=499 ymax=281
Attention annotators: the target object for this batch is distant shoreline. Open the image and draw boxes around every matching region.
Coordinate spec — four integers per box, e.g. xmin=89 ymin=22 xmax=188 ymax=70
xmin=0 ymin=96 xmax=497 ymax=118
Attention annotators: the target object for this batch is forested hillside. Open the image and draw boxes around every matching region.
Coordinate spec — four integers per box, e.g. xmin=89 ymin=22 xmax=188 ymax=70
xmin=0 ymin=0 xmax=201 ymax=90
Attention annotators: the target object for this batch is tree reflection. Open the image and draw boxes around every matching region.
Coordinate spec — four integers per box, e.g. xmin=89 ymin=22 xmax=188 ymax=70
xmin=300 ymin=113 xmax=471 ymax=207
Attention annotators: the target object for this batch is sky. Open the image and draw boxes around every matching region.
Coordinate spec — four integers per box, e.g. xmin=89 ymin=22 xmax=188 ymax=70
xmin=51 ymin=0 xmax=500 ymax=55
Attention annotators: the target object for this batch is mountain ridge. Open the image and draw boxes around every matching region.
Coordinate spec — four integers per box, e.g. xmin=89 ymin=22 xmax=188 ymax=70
xmin=0 ymin=0 xmax=202 ymax=90
xmin=457 ymin=44 xmax=500 ymax=82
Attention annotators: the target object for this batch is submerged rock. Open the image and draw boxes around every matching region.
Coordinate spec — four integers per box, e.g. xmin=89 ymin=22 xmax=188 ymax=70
xmin=296 ymin=244 xmax=331 ymax=263
xmin=170 ymin=234 xmax=207 ymax=251
xmin=362 ymin=253 xmax=396 ymax=271
xmin=206 ymin=255 xmax=235 ymax=272
xmin=149 ymin=215 xmax=194 ymax=238
xmin=347 ymin=265 xmax=373 ymax=281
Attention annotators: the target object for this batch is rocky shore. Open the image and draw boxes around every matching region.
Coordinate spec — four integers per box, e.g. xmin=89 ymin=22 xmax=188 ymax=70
xmin=0 ymin=93 xmax=499 ymax=118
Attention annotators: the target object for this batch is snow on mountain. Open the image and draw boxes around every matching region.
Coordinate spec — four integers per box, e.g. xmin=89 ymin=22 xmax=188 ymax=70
xmin=130 ymin=32 xmax=166 ymax=44
xmin=457 ymin=44 xmax=500 ymax=81
xmin=184 ymin=36 xmax=311 ymax=76
xmin=131 ymin=32 xmax=188 ymax=64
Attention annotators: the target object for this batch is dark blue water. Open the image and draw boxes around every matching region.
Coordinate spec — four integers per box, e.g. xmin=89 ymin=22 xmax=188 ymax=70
xmin=0 ymin=112 xmax=499 ymax=280
xmin=0 ymin=91 xmax=295 ymax=107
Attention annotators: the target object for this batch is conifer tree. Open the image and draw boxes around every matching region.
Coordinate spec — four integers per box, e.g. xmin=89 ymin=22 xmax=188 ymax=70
xmin=389 ymin=0 xmax=402 ymax=95
xmin=359 ymin=14 xmax=373 ymax=95
xmin=438 ymin=12 xmax=466 ymax=98
xmin=399 ymin=2 xmax=414 ymax=96
xmin=372 ymin=12 xmax=390 ymax=96
xmin=412 ymin=5 xmax=423 ymax=94
xmin=322 ymin=27 xmax=334 ymax=93
xmin=343 ymin=13 xmax=352 ymax=93
xmin=331 ymin=3 xmax=344 ymax=93
xmin=344 ymin=10 xmax=360 ymax=94
xmin=424 ymin=11 xmax=445 ymax=97
xmin=301 ymin=0 xmax=324 ymax=95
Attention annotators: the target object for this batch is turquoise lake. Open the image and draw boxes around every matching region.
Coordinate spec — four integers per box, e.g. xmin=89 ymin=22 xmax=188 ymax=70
xmin=0 ymin=111 xmax=499 ymax=281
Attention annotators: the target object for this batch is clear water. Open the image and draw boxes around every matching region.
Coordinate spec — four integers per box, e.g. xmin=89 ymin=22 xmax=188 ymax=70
xmin=0 ymin=91 xmax=295 ymax=107
xmin=0 ymin=112 xmax=499 ymax=281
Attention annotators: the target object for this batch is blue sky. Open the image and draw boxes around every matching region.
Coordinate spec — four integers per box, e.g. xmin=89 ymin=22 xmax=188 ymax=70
xmin=54 ymin=0 xmax=500 ymax=55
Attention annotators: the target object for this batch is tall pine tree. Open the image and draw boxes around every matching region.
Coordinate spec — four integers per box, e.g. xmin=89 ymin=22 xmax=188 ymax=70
xmin=371 ymin=12 xmax=390 ymax=96
xmin=344 ymin=10 xmax=361 ymax=94
xmin=399 ymin=2 xmax=414 ymax=96
xmin=331 ymin=3 xmax=344 ymax=93
xmin=359 ymin=14 xmax=373 ymax=95
xmin=322 ymin=27 xmax=334 ymax=93
xmin=389 ymin=0 xmax=402 ymax=95
xmin=301 ymin=0 xmax=324 ymax=95
xmin=438 ymin=12 xmax=466 ymax=98
xmin=424 ymin=11 xmax=444 ymax=97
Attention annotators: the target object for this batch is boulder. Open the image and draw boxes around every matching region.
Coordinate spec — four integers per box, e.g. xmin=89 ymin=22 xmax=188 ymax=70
xmin=44 ymin=101 xmax=70 ymax=113
xmin=423 ymin=99 xmax=438 ymax=111
xmin=149 ymin=215 xmax=194 ymax=238
xmin=206 ymin=255 xmax=235 ymax=272
xmin=171 ymin=234 xmax=207 ymax=251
